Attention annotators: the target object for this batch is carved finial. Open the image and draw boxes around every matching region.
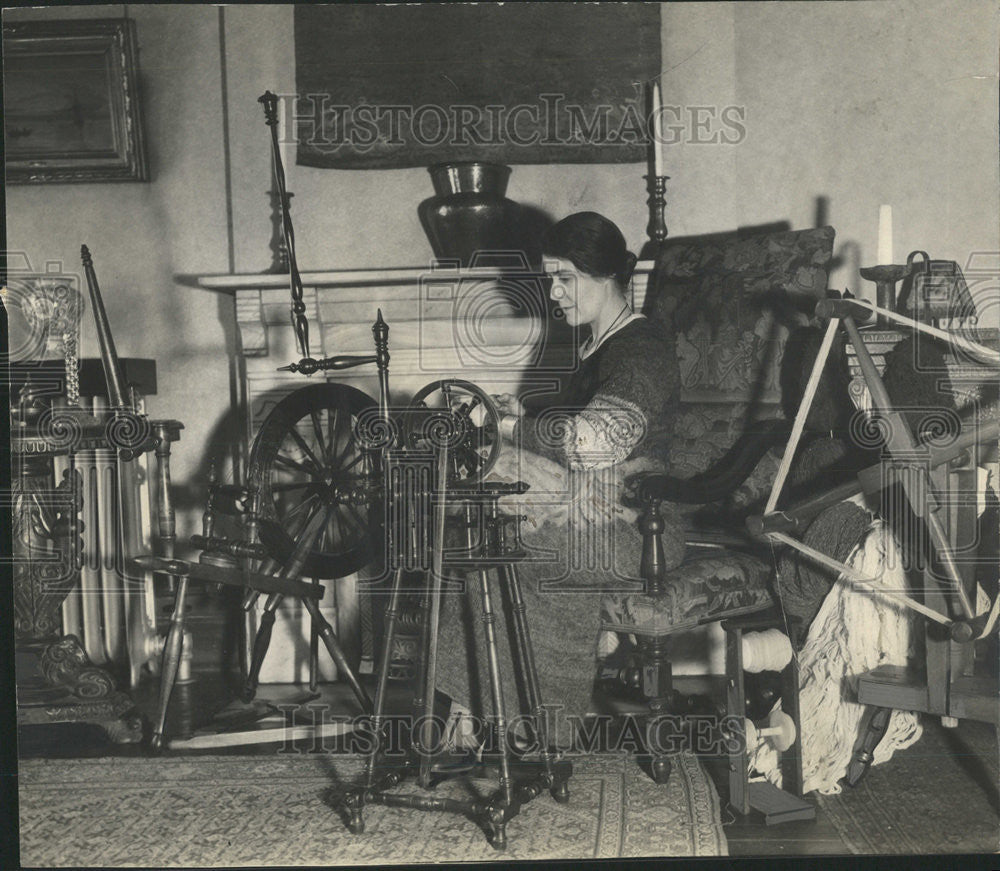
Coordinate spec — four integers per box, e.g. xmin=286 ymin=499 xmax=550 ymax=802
xmin=80 ymin=245 xmax=92 ymax=267
xmin=277 ymin=357 xmax=319 ymax=375
xmin=258 ymin=91 xmax=279 ymax=126
xmin=372 ymin=310 xmax=389 ymax=344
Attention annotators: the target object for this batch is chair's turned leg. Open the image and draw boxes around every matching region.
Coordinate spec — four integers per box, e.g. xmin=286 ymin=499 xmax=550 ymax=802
xmin=243 ymin=593 xmax=282 ymax=702
xmin=635 ymin=634 xmax=675 ymax=784
xmin=150 ymin=575 xmax=189 ymax=751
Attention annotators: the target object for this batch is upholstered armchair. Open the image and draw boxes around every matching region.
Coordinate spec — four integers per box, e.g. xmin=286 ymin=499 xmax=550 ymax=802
xmin=598 ymin=225 xmax=856 ymax=821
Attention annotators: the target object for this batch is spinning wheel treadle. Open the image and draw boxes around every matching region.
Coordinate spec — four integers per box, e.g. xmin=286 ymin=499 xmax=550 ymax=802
xmin=248 ymin=382 xmax=382 ymax=580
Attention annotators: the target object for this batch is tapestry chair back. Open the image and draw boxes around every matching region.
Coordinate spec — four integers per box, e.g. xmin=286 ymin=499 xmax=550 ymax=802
xmin=643 ymin=225 xmax=837 ymax=504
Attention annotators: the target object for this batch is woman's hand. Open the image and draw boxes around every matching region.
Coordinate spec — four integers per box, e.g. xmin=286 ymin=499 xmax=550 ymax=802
xmin=492 ymin=393 xmax=525 ymax=418
xmin=492 ymin=393 xmax=525 ymax=442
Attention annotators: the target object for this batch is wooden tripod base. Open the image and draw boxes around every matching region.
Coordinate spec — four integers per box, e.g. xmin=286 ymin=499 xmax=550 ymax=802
xmin=342 ymin=754 xmax=573 ymax=850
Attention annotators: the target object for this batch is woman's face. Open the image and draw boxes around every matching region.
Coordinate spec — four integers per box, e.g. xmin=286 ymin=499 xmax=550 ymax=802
xmin=542 ymin=256 xmax=610 ymax=328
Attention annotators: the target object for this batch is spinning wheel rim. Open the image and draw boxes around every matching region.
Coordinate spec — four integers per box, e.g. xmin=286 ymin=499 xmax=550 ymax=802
xmin=405 ymin=379 xmax=501 ymax=484
xmin=248 ymin=383 xmax=382 ymax=579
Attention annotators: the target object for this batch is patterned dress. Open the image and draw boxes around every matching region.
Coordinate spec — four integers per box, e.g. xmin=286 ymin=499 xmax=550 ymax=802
xmin=434 ymin=316 xmax=686 ymax=747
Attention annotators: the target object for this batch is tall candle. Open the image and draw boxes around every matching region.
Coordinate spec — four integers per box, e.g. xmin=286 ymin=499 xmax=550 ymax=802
xmin=877 ymin=204 xmax=893 ymax=265
xmin=651 ymin=80 xmax=664 ymax=177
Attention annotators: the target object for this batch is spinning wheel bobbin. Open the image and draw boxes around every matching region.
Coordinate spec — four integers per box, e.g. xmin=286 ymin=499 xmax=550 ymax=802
xmin=745 ymin=710 xmax=797 ymax=753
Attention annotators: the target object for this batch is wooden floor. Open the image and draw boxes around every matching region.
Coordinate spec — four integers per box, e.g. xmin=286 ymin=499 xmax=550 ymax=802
xmin=16 ymin=587 xmax=998 ymax=859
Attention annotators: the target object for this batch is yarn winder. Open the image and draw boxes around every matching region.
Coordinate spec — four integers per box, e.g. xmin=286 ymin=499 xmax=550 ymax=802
xmin=746 ymin=291 xmax=999 ymax=781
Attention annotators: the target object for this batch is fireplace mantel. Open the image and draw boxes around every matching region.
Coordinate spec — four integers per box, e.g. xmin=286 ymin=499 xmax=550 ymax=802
xmin=200 ymin=260 xmax=655 ymax=446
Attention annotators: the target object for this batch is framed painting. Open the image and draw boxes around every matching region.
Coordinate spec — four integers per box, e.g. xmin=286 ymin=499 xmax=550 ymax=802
xmin=3 ymin=18 xmax=148 ymax=184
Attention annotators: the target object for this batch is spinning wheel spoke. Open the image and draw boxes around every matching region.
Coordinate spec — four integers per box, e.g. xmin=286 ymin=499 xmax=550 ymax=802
xmin=285 ymin=498 xmax=324 ymax=537
xmin=331 ymin=407 xmax=354 ymax=466
xmin=337 ymin=452 xmax=365 ymax=474
xmin=343 ymin=504 xmax=367 ymax=536
xmin=309 ymin=409 xmax=330 ymax=465
xmin=458 ymin=445 xmax=483 ymax=476
xmin=270 ymin=481 xmax=312 ymax=493
xmin=275 ymin=453 xmax=319 ymax=476
xmin=288 ymin=427 xmax=325 ymax=473
xmin=322 ymin=511 xmax=340 ymax=553
xmin=326 ymin=407 xmax=340 ymax=461
xmin=285 ymin=492 xmax=320 ymax=520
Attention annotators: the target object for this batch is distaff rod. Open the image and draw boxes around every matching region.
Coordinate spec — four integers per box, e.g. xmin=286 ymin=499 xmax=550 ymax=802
xmin=259 ymin=90 xmax=310 ymax=361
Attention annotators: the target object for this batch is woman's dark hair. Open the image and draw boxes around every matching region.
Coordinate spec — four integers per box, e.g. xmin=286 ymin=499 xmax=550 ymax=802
xmin=541 ymin=211 xmax=637 ymax=287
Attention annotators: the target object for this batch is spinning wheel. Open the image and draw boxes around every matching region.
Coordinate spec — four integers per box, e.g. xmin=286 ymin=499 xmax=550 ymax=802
xmin=405 ymin=379 xmax=501 ymax=485
xmin=248 ymin=382 xmax=382 ymax=580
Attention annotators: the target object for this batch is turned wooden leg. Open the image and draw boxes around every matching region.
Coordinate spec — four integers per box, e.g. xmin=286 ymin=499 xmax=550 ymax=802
xmin=417 ymin=445 xmax=448 ymax=790
xmin=342 ymin=790 xmax=366 ymax=834
xmin=364 ymin=567 xmax=406 ymax=785
xmin=147 ymin=421 xmax=186 ymax=749
xmin=482 ymin=799 xmax=508 ymax=851
xmin=550 ymin=778 xmax=571 ymax=803
xmin=302 ymin=595 xmax=372 ymax=713
xmin=633 ymin=634 xmax=677 ymax=781
xmin=243 ymin=505 xmax=326 ymax=702
xmin=151 ymin=575 xmax=189 ymax=751
xmin=152 ymin=423 xmax=180 ymax=594
xmin=243 ymin=593 xmax=282 ymax=702
xmin=308 ymin=607 xmax=320 ymax=694
xmin=650 ymin=754 xmax=673 ymax=784
xmin=478 ymin=567 xmax=514 ymax=807
xmin=845 ymin=705 xmax=892 ymax=787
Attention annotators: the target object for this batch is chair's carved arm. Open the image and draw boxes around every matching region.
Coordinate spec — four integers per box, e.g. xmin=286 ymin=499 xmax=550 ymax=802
xmin=635 ymin=418 xmax=792 ymax=505
xmin=638 ymin=498 xmax=667 ymax=595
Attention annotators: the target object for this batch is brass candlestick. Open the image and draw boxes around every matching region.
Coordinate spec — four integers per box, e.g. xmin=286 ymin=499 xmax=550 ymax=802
xmin=641 ymin=174 xmax=669 ymax=259
xmin=859 ymin=263 xmax=911 ymax=328
xmin=267 ymin=188 xmax=293 ymax=273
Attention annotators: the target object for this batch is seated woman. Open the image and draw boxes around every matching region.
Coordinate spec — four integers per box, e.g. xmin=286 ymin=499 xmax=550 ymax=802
xmin=434 ymin=211 xmax=685 ymax=752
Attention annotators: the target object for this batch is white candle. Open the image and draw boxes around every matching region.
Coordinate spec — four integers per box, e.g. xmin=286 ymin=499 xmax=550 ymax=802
xmin=877 ymin=204 xmax=893 ymax=265
xmin=651 ymin=80 xmax=664 ymax=177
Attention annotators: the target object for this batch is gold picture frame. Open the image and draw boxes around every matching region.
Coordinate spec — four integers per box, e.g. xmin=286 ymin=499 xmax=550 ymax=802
xmin=3 ymin=18 xmax=148 ymax=184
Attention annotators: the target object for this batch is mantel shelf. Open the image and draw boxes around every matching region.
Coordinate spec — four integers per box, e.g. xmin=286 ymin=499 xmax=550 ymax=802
xmin=197 ymin=260 xmax=657 ymax=293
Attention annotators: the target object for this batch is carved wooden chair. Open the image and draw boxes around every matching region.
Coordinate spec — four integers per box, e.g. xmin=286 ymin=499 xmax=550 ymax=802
xmin=597 ymin=225 xmax=853 ymax=822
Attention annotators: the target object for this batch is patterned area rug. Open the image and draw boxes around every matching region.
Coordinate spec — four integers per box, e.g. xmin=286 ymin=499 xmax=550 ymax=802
xmin=817 ymin=718 xmax=999 ymax=855
xmin=19 ymin=751 xmax=727 ymax=865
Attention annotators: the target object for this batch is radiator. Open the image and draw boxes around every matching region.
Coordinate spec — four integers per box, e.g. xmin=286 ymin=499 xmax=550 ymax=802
xmin=58 ymin=395 xmax=160 ymax=689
